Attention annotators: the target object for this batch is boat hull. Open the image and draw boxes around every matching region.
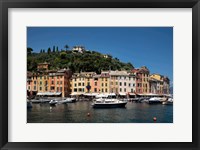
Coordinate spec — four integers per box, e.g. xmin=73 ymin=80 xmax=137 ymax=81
xmin=92 ymin=102 xmax=127 ymax=108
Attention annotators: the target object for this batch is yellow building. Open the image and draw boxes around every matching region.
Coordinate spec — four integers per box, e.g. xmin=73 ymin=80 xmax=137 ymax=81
xmin=99 ymin=71 xmax=110 ymax=94
xmin=150 ymin=74 xmax=170 ymax=94
xmin=71 ymin=72 xmax=96 ymax=95
xmin=37 ymin=73 xmax=49 ymax=93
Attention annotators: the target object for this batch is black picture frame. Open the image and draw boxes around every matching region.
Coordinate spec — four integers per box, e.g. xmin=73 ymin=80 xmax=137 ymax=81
xmin=0 ymin=0 xmax=199 ymax=150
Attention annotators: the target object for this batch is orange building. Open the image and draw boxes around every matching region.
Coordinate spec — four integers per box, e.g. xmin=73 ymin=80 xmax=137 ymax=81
xmin=48 ymin=69 xmax=72 ymax=97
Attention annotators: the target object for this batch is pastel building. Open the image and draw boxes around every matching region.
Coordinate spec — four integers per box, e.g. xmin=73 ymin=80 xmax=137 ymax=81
xmin=37 ymin=62 xmax=50 ymax=71
xmin=149 ymin=74 xmax=170 ymax=94
xmin=132 ymin=66 xmax=150 ymax=94
xmin=91 ymin=74 xmax=101 ymax=93
xmin=47 ymin=69 xmax=72 ymax=97
xmin=99 ymin=71 xmax=110 ymax=93
xmin=110 ymin=71 xmax=136 ymax=96
xmin=71 ymin=72 xmax=96 ymax=95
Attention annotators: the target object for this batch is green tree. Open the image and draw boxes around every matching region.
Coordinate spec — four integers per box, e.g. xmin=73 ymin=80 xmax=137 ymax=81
xmin=56 ymin=46 xmax=59 ymax=53
xmin=64 ymin=45 xmax=69 ymax=51
xmin=47 ymin=47 xmax=51 ymax=54
xmin=60 ymin=52 xmax=67 ymax=59
xmin=42 ymin=49 xmax=45 ymax=53
xmin=27 ymin=47 xmax=33 ymax=55
xmin=53 ymin=46 xmax=55 ymax=53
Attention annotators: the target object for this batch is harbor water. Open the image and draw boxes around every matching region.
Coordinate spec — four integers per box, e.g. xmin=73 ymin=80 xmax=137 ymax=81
xmin=27 ymin=101 xmax=173 ymax=123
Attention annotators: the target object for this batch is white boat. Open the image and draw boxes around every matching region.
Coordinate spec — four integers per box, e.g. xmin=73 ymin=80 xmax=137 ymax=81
xmin=92 ymin=93 xmax=127 ymax=108
xmin=148 ymin=97 xmax=163 ymax=104
xmin=49 ymin=99 xmax=58 ymax=105
xmin=162 ymin=98 xmax=173 ymax=105
xmin=58 ymin=98 xmax=76 ymax=104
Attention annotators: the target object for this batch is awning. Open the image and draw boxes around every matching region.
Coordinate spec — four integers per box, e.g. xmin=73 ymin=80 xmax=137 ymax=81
xmin=37 ymin=92 xmax=62 ymax=96
xmin=84 ymin=93 xmax=99 ymax=96
xmin=70 ymin=92 xmax=84 ymax=96
xmin=129 ymin=93 xmax=135 ymax=95
xmin=119 ymin=92 xmax=126 ymax=96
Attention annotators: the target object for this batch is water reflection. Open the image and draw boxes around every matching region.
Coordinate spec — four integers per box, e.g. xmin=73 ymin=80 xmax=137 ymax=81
xmin=27 ymin=102 xmax=173 ymax=123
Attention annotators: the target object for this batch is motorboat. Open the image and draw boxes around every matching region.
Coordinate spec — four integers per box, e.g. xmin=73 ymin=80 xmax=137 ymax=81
xmin=58 ymin=98 xmax=76 ymax=104
xmin=162 ymin=97 xmax=173 ymax=105
xmin=92 ymin=93 xmax=127 ymax=108
xmin=49 ymin=99 xmax=58 ymax=105
xmin=148 ymin=97 xmax=163 ymax=104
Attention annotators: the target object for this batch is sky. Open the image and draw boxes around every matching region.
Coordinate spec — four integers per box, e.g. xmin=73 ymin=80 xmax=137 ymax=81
xmin=27 ymin=27 xmax=173 ymax=84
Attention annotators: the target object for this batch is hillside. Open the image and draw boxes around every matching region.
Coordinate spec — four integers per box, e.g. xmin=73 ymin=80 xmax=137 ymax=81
xmin=27 ymin=49 xmax=134 ymax=73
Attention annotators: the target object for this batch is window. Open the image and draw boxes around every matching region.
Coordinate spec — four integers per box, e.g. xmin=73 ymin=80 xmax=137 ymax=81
xmin=34 ymin=86 xmax=36 ymax=90
xmin=120 ymin=88 xmax=122 ymax=92
xmin=94 ymin=88 xmax=97 ymax=92
xmin=57 ymin=81 xmax=59 ymax=84
xmin=131 ymin=89 xmax=133 ymax=92
xmin=82 ymin=83 xmax=84 ymax=86
xmin=51 ymin=81 xmax=54 ymax=84
xmin=105 ymin=78 xmax=107 ymax=81
xmin=51 ymin=86 xmax=54 ymax=90
xmin=78 ymin=83 xmax=81 ymax=86
xmin=124 ymin=82 xmax=126 ymax=86
xmin=74 ymin=83 xmax=77 ymax=87
xmin=102 ymin=83 xmax=104 ymax=86
xmin=78 ymin=88 xmax=82 ymax=92
xmin=95 ymin=82 xmax=97 ymax=86
xmin=40 ymin=76 xmax=42 ymax=79
xmin=28 ymin=86 xmax=30 ymax=90
xmin=45 ymin=87 xmax=48 ymax=91
xmin=102 ymin=78 xmax=104 ymax=81
xmin=40 ymin=81 xmax=42 ymax=85
xmin=124 ymin=88 xmax=126 ymax=92
xmin=105 ymin=83 xmax=107 ymax=86
xmin=129 ymin=83 xmax=131 ymax=87
xmin=116 ymin=82 xmax=118 ymax=85
xmin=60 ymin=81 xmax=62 ymax=84
xmin=133 ymin=84 xmax=135 ymax=87
xmin=102 ymin=89 xmax=104 ymax=92
xmin=105 ymin=88 xmax=107 ymax=92
xmin=57 ymin=87 xmax=59 ymax=91
xmin=82 ymin=88 xmax=84 ymax=92
xmin=34 ymin=81 xmax=36 ymax=84
xmin=60 ymin=87 xmax=62 ymax=91
xmin=74 ymin=88 xmax=77 ymax=92
xmin=120 ymin=82 xmax=122 ymax=86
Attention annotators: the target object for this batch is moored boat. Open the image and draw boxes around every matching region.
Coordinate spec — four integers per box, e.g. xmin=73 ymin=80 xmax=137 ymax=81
xmin=162 ymin=98 xmax=173 ymax=105
xmin=148 ymin=97 xmax=162 ymax=104
xmin=49 ymin=99 xmax=58 ymax=105
xmin=58 ymin=98 xmax=76 ymax=104
xmin=92 ymin=93 xmax=127 ymax=108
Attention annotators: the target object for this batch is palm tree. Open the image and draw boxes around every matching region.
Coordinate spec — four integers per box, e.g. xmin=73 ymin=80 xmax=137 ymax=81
xmin=64 ymin=45 xmax=69 ymax=51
